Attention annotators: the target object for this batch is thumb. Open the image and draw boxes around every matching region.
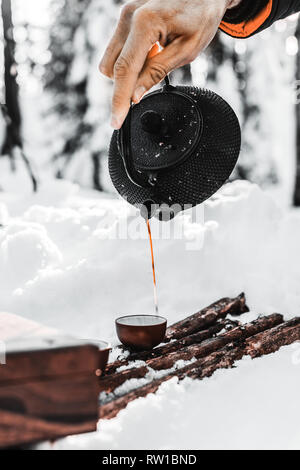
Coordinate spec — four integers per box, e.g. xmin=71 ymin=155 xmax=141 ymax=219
xmin=132 ymin=39 xmax=188 ymax=103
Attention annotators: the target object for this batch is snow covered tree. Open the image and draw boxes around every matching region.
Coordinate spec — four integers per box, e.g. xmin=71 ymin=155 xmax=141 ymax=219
xmin=196 ymin=25 xmax=296 ymax=204
xmin=0 ymin=0 xmax=37 ymax=190
xmin=43 ymin=0 xmax=124 ymax=191
xmin=43 ymin=0 xmax=91 ymax=183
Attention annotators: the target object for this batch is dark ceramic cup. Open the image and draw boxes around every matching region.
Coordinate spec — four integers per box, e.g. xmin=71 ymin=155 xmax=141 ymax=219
xmin=115 ymin=315 xmax=167 ymax=351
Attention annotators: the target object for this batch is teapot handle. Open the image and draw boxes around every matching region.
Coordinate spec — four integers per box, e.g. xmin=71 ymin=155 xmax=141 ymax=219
xmin=117 ymin=107 xmax=146 ymax=188
xmin=163 ymin=74 xmax=175 ymax=92
xmin=117 ymin=74 xmax=176 ymax=189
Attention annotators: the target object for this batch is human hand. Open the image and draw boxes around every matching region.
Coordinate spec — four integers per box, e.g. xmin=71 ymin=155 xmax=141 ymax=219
xmin=100 ymin=0 xmax=239 ymax=129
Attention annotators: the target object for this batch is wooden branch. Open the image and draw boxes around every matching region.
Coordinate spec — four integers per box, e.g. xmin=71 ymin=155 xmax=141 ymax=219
xmin=245 ymin=317 xmax=300 ymax=358
xmin=99 ymin=314 xmax=283 ymax=393
xmin=100 ymin=315 xmax=300 ymax=420
xmin=188 ymin=317 xmax=300 ymax=380
xmin=165 ymin=292 xmax=249 ymax=341
xmin=135 ymin=320 xmax=241 ymax=360
xmin=149 ymin=314 xmax=283 ymax=370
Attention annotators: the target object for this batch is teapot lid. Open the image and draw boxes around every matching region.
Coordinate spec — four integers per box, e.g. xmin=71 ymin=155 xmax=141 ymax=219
xmin=126 ymin=84 xmax=203 ymax=173
xmin=118 ymin=82 xmax=204 ymax=188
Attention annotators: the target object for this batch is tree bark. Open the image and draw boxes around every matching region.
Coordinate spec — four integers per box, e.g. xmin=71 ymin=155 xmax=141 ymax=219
xmin=164 ymin=292 xmax=248 ymax=341
xmin=245 ymin=317 xmax=300 ymax=358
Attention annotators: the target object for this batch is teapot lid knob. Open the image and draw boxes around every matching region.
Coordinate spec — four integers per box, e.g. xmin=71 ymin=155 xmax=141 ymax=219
xmin=140 ymin=110 xmax=172 ymax=136
xmin=140 ymin=110 xmax=162 ymax=134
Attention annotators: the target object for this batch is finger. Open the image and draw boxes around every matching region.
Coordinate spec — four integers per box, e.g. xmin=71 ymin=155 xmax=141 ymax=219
xmin=111 ymin=9 xmax=161 ymax=129
xmin=133 ymin=38 xmax=193 ymax=102
xmin=130 ymin=44 xmax=160 ymax=103
xmin=99 ymin=2 xmax=136 ymax=78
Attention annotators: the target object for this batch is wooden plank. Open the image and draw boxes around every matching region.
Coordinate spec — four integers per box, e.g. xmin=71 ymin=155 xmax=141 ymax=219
xmin=0 ymin=343 xmax=99 ymax=384
xmin=0 ymin=312 xmax=100 ymax=448
xmin=0 ymin=312 xmax=99 ymax=383
xmin=0 ymin=374 xmax=99 ymax=419
xmin=0 ymin=409 xmax=96 ymax=448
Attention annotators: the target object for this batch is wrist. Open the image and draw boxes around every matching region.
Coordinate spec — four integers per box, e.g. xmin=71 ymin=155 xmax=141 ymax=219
xmin=219 ymin=0 xmax=241 ymax=16
xmin=223 ymin=0 xmax=270 ymax=24
xmin=227 ymin=0 xmax=242 ymax=8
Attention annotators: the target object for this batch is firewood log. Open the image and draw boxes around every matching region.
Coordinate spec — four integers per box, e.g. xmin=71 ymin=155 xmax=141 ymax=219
xmin=245 ymin=317 xmax=300 ymax=358
xmin=99 ymin=314 xmax=283 ymax=393
xmin=106 ymin=320 xmax=237 ymax=376
xmin=106 ymin=292 xmax=248 ymax=375
xmin=165 ymin=292 xmax=249 ymax=341
xmin=100 ymin=315 xmax=300 ymax=420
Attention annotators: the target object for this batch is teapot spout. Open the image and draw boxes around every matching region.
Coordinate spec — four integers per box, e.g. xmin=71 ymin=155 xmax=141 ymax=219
xmin=140 ymin=199 xmax=180 ymax=221
xmin=140 ymin=199 xmax=159 ymax=220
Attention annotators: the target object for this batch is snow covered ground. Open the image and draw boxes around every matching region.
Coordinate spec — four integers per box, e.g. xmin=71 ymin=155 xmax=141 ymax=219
xmin=1 ymin=175 xmax=300 ymax=449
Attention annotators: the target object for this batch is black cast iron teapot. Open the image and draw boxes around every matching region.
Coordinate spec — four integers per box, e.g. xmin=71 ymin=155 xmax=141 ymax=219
xmin=109 ymin=78 xmax=241 ymax=220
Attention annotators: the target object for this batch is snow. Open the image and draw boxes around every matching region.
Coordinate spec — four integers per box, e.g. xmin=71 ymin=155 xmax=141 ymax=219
xmin=0 ymin=177 xmax=300 ymax=449
xmin=0 ymin=0 xmax=297 ymax=450
xmin=1 ymin=177 xmax=300 ymax=343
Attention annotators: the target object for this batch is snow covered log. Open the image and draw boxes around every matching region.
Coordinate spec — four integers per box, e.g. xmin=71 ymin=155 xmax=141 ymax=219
xmin=164 ymin=292 xmax=249 ymax=341
xmin=188 ymin=317 xmax=300 ymax=379
xmin=99 ymin=314 xmax=283 ymax=394
xmin=100 ymin=315 xmax=300 ymax=420
xmin=148 ymin=314 xmax=282 ymax=371
xmin=245 ymin=317 xmax=300 ymax=358
xmin=106 ymin=293 xmax=248 ymax=375
xmin=106 ymin=320 xmax=235 ymax=376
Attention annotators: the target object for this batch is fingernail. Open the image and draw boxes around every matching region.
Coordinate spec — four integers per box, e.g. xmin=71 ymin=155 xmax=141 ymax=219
xmin=133 ymin=86 xmax=146 ymax=103
xmin=111 ymin=115 xmax=121 ymax=129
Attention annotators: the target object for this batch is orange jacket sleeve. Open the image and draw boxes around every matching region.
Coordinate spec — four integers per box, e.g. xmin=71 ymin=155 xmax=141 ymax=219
xmin=220 ymin=0 xmax=300 ymax=39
